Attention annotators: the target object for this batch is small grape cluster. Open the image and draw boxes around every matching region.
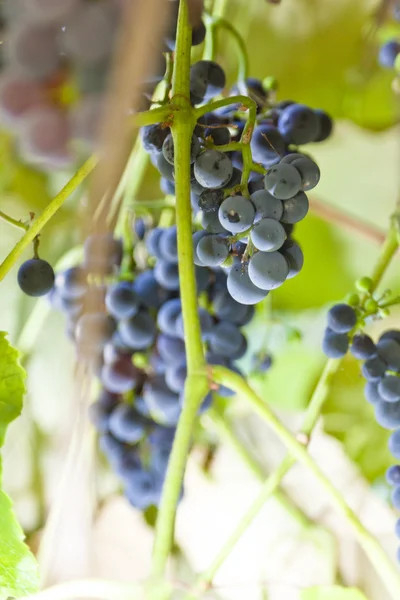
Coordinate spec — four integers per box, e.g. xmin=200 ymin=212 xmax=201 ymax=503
xmin=142 ymin=66 xmax=332 ymax=305
xmin=0 ymin=0 xmax=203 ymax=167
xmin=47 ymin=227 xmax=252 ymax=510
xmin=322 ymin=303 xmax=400 ymax=559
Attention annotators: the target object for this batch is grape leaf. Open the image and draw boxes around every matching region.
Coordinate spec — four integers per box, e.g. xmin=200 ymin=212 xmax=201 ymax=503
xmin=301 ymin=586 xmax=368 ymax=600
xmin=0 ymin=332 xmax=39 ymax=599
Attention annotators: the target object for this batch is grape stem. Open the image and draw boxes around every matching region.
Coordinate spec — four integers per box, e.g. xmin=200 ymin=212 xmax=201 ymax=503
xmin=187 ymin=219 xmax=400 ymax=598
xmin=0 ymin=210 xmax=30 ymax=231
xmin=151 ymin=0 xmax=209 ymax=582
xmin=0 ymin=155 xmax=97 ymax=283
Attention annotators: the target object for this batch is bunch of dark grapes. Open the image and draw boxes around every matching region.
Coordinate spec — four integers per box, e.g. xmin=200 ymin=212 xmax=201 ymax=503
xmin=47 ymin=227 xmax=252 ymax=510
xmin=322 ymin=306 xmax=400 ymax=558
xmin=143 ymin=65 xmax=332 ymax=305
xmin=0 ymin=0 xmax=204 ymax=168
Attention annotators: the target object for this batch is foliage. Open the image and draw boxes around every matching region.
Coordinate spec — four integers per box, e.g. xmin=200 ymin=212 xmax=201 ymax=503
xmin=301 ymin=586 xmax=368 ymax=600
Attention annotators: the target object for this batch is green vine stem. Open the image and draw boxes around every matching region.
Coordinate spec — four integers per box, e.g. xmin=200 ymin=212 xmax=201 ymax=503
xmin=0 ymin=209 xmax=29 ymax=231
xmin=0 ymin=156 xmax=97 ymax=283
xmin=151 ymin=0 xmax=209 ymax=581
xmin=203 ymin=14 xmax=249 ymax=83
xmin=189 ymin=219 xmax=400 ymax=597
xmin=206 ymin=407 xmax=311 ymax=527
xmin=191 ymin=364 xmax=400 ymax=600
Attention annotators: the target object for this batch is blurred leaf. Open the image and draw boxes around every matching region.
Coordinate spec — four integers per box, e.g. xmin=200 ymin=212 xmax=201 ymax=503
xmin=322 ymin=355 xmax=393 ymax=483
xmin=0 ymin=332 xmax=39 ymax=599
xmin=301 ymin=586 xmax=368 ymax=600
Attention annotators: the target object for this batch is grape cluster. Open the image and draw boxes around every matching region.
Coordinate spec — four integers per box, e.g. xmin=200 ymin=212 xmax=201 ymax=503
xmin=322 ymin=306 xmax=400 ymax=558
xmin=48 ymin=227 xmax=252 ymax=510
xmin=143 ymin=72 xmax=332 ymax=304
xmin=0 ymin=0 xmax=204 ymax=168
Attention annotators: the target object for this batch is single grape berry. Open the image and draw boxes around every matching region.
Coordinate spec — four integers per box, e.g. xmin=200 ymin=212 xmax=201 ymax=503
xmin=198 ymin=188 xmax=224 ymax=213
xmin=194 ymin=149 xmax=233 ymax=189
xmin=327 ymin=304 xmax=357 ymax=334
xmin=361 ymin=356 xmax=386 ymax=381
xmin=350 ymin=334 xmax=377 ymax=360
xmin=248 ymin=251 xmax=289 ymax=290
xmin=250 ymin=218 xmax=287 ymax=252
xmin=378 ymin=376 xmax=400 ymax=403
xmin=386 ymin=465 xmax=400 ymax=486
xmin=264 ymin=162 xmax=302 ymax=200
xmin=218 ymin=195 xmax=256 ymax=233
xmin=322 ymin=328 xmax=349 ymax=359
xmin=105 ymin=281 xmax=139 ymax=320
xmin=196 ymin=234 xmax=229 ymax=266
xmin=18 ymin=258 xmax=55 ymax=297
xmin=280 ymin=191 xmax=309 ymax=224
xmin=375 ymin=400 xmax=400 ymax=430
xmin=379 ymin=40 xmax=400 ymax=69
xmin=377 ymin=338 xmax=400 ymax=371
xmin=364 ymin=381 xmax=382 ymax=405
xmin=227 ymin=263 xmax=268 ymax=305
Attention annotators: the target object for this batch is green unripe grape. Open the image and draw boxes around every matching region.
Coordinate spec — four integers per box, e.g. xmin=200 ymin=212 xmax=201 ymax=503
xmin=262 ymin=76 xmax=278 ymax=91
xmin=379 ymin=307 xmax=390 ymax=318
xmin=355 ymin=276 xmax=373 ymax=293
xmin=287 ymin=328 xmax=302 ymax=342
xmin=364 ymin=298 xmax=378 ymax=313
xmin=346 ymin=293 xmax=360 ymax=307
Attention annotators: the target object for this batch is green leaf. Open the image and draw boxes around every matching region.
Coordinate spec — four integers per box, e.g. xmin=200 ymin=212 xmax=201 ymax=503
xmin=0 ymin=332 xmax=39 ymax=599
xmin=301 ymin=586 xmax=368 ymax=600
xmin=322 ymin=355 xmax=393 ymax=483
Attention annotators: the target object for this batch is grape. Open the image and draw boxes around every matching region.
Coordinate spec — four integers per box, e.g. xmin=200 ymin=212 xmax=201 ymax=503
xmin=175 ymin=308 xmax=213 ymax=339
xmin=101 ymin=356 xmax=138 ymax=394
xmin=61 ymin=1 xmax=118 ymax=65
xmin=212 ymin=289 xmax=253 ymax=325
xmin=84 ymin=234 xmax=122 ymax=275
xmin=165 ymin=362 xmax=187 ymax=393
xmin=392 ymin=485 xmax=400 ymax=509
xmin=157 ymin=299 xmax=182 ymax=336
xmin=248 ymin=251 xmax=289 ymax=290
xmin=125 ymin=469 xmax=160 ymax=510
xmin=322 ymin=328 xmax=349 ymax=358
xmin=108 ymin=404 xmax=145 ymax=444
xmin=88 ymin=389 xmax=119 ymax=432
xmin=143 ymin=375 xmax=181 ymax=426
xmin=197 ymin=234 xmax=229 ymax=266
xmin=0 ymin=73 xmax=47 ymax=126
xmin=250 ymin=189 xmax=283 ymax=222
xmin=280 ymin=192 xmax=309 ymax=225
xmin=379 ymin=40 xmax=400 ymax=69
xmin=327 ymin=304 xmax=357 ymax=334
xmin=364 ymin=381 xmax=382 ymax=405
xmin=375 ymin=400 xmax=400 ymax=429
xmin=141 ymin=124 xmax=170 ymax=153
xmin=378 ymin=376 xmax=400 ymax=403
xmin=24 ymin=0 xmax=80 ymax=22
xmin=350 ymin=334 xmax=377 ymax=360
xmin=380 ymin=330 xmax=400 ymax=345
xmin=99 ymin=433 xmax=126 ymax=465
xmin=190 ymin=60 xmax=226 ymax=103
xmin=17 ymin=258 xmax=55 ymax=297
xmin=155 ymin=152 xmax=175 ymax=182
xmin=133 ymin=270 xmax=166 ymax=309
xmin=264 ymin=162 xmax=302 ymax=200
xmin=250 ymin=218 xmax=286 ymax=252
xmin=280 ymin=152 xmax=306 ymax=165
xmin=278 ymin=103 xmax=319 ymax=145
xmin=194 ymin=149 xmax=233 ymax=189
xmin=205 ymin=126 xmax=231 ymax=146
xmin=159 ymin=226 xmax=178 ymax=262
xmin=146 ymin=228 xmax=165 ymax=260
xmin=377 ymin=339 xmax=400 ymax=371
xmin=119 ymin=309 xmax=156 ymax=350
xmin=291 ymin=157 xmax=320 ymax=191
xmin=192 ymin=230 xmax=210 ymax=266
xmin=55 ymin=267 xmax=87 ymax=300
xmin=387 ymin=465 xmax=400 ymax=486
xmin=198 ymin=189 xmax=224 ymax=213
xmin=208 ymin=321 xmax=244 ymax=358
xmin=7 ymin=22 xmax=59 ymax=80
xmin=134 ymin=219 xmax=146 ymax=241
xmin=157 ymin=334 xmax=186 ymax=365
xmin=105 ymin=282 xmax=139 ymax=320
xmin=231 ymin=77 xmax=267 ymax=109
xmin=361 ymin=357 xmax=386 ymax=382
xmin=227 ymin=263 xmax=268 ymax=305
xmin=218 ymin=195 xmax=255 ymax=233
xmin=75 ymin=312 xmax=116 ymax=351
xmin=314 ymin=110 xmax=333 ymax=142
xmin=115 ymin=446 xmax=142 ymax=480
xmin=279 ymin=239 xmax=304 ymax=279
xmin=248 ymin=175 xmax=266 ymax=195
xmin=19 ymin=107 xmax=70 ymax=164
xmin=250 ymin=124 xmax=285 ymax=166
xmin=201 ymin=210 xmax=227 ymax=233
xmin=154 ymin=260 xmax=180 ymax=291
xmin=196 ymin=264 xmax=215 ymax=294
xmin=162 ymin=133 xmax=201 ymax=165
xmin=192 ymin=20 xmax=207 ymax=46
xmin=149 ymin=352 xmax=167 ymax=374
